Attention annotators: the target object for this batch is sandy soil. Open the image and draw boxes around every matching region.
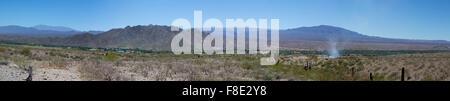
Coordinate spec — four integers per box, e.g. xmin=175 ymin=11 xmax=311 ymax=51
xmin=0 ymin=64 xmax=28 ymax=81
xmin=0 ymin=62 xmax=82 ymax=81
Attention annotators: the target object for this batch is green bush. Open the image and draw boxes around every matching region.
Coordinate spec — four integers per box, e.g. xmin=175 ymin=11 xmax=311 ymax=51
xmin=104 ymin=52 xmax=118 ymax=61
xmin=20 ymin=48 xmax=32 ymax=56
xmin=0 ymin=47 xmax=7 ymax=53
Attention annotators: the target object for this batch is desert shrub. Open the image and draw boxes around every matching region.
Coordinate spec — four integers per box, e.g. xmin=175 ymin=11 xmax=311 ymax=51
xmin=156 ymin=68 xmax=174 ymax=81
xmin=388 ymin=72 xmax=399 ymax=79
xmin=88 ymin=55 xmax=103 ymax=60
xmin=55 ymin=52 xmax=69 ymax=58
xmin=424 ymin=75 xmax=435 ymax=81
xmin=0 ymin=57 xmax=9 ymax=65
xmin=80 ymin=60 xmax=127 ymax=81
xmin=252 ymin=68 xmax=279 ymax=81
xmin=194 ymin=59 xmax=206 ymax=65
xmin=241 ymin=62 xmax=254 ymax=69
xmin=0 ymin=47 xmax=7 ymax=53
xmin=104 ymin=52 xmax=118 ymax=61
xmin=10 ymin=56 xmax=31 ymax=68
xmin=70 ymin=55 xmax=85 ymax=60
xmin=48 ymin=57 xmax=70 ymax=69
xmin=20 ymin=48 xmax=32 ymax=56
xmin=131 ymin=63 xmax=153 ymax=77
xmin=113 ymin=60 xmax=124 ymax=67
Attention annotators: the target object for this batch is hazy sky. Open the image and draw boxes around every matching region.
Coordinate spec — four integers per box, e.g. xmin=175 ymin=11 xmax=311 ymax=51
xmin=0 ymin=0 xmax=449 ymax=40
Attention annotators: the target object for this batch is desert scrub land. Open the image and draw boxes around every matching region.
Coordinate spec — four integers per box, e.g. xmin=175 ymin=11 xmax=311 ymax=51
xmin=0 ymin=43 xmax=449 ymax=81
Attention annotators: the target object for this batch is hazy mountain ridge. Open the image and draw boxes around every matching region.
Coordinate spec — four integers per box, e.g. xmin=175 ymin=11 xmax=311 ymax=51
xmin=278 ymin=25 xmax=449 ymax=50
xmin=0 ymin=25 xmax=104 ymax=37
xmin=280 ymin=25 xmax=449 ymax=44
xmin=33 ymin=25 xmax=76 ymax=32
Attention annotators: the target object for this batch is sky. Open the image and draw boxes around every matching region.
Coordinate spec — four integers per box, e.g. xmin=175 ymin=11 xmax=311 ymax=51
xmin=0 ymin=0 xmax=449 ymax=40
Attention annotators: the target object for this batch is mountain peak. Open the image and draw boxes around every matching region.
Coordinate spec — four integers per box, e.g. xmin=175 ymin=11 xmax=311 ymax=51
xmin=287 ymin=25 xmax=346 ymax=31
xmin=281 ymin=25 xmax=371 ymax=41
xmin=317 ymin=25 xmax=338 ymax=27
xmin=301 ymin=25 xmax=346 ymax=30
xmin=316 ymin=25 xmax=345 ymax=29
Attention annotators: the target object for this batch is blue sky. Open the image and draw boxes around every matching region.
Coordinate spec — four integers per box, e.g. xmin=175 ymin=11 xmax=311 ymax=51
xmin=0 ymin=0 xmax=449 ymax=40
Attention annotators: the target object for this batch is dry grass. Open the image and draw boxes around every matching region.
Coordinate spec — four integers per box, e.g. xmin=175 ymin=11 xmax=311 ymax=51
xmin=0 ymin=44 xmax=449 ymax=81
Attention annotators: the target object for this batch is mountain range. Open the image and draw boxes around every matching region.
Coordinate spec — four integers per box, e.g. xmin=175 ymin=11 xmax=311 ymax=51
xmin=279 ymin=25 xmax=450 ymax=50
xmin=0 ymin=24 xmax=448 ymax=50
xmin=0 ymin=25 xmax=103 ymax=37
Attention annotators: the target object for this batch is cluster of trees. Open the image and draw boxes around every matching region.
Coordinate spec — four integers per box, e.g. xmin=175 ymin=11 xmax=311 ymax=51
xmin=0 ymin=41 xmax=165 ymax=54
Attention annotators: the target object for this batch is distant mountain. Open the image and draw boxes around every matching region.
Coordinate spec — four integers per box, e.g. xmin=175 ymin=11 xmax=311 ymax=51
xmin=33 ymin=25 xmax=76 ymax=32
xmin=59 ymin=25 xmax=180 ymax=50
xmin=0 ymin=25 xmax=104 ymax=37
xmin=0 ymin=24 xmax=448 ymax=50
xmin=0 ymin=25 xmax=180 ymax=50
xmin=279 ymin=25 xmax=450 ymax=50
xmin=86 ymin=31 xmax=104 ymax=34
xmin=281 ymin=25 xmax=370 ymax=41
xmin=0 ymin=25 xmax=38 ymax=35
xmin=0 ymin=25 xmax=80 ymax=37
xmin=281 ymin=25 xmax=448 ymax=44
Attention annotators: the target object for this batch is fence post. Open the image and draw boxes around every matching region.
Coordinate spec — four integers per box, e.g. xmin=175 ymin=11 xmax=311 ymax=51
xmin=304 ymin=61 xmax=309 ymax=71
xmin=401 ymin=67 xmax=405 ymax=81
xmin=26 ymin=66 xmax=32 ymax=81
xmin=309 ymin=62 xmax=312 ymax=70
xmin=351 ymin=68 xmax=354 ymax=77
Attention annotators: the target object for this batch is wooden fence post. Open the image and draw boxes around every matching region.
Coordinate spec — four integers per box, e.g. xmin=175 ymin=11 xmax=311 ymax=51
xmin=26 ymin=66 xmax=32 ymax=81
xmin=401 ymin=67 xmax=405 ymax=81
